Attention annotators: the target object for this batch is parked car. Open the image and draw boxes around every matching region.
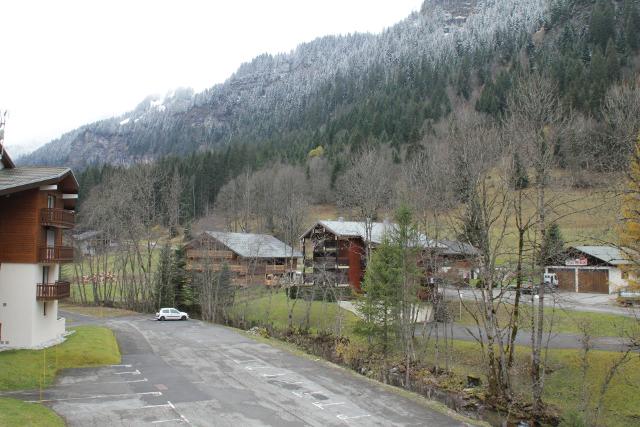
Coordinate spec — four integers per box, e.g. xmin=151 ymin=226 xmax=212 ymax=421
xmin=155 ymin=307 xmax=189 ymax=321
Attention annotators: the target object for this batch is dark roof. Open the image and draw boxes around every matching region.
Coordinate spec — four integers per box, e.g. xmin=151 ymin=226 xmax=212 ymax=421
xmin=72 ymin=230 xmax=102 ymax=241
xmin=196 ymin=231 xmax=302 ymax=259
xmin=439 ymin=240 xmax=481 ymax=256
xmin=0 ymin=166 xmax=77 ymax=196
xmin=0 ymin=143 xmax=15 ymax=169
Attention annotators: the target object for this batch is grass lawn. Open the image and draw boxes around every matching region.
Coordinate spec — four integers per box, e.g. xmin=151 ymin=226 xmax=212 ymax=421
xmin=0 ymin=325 xmax=120 ymax=426
xmin=414 ymin=338 xmax=640 ymax=427
xmin=448 ymin=300 xmax=638 ymax=337
xmin=0 ymin=398 xmax=65 ymax=427
xmin=231 ymin=289 xmax=359 ymax=335
xmin=0 ymin=326 xmax=120 ymax=391
xmin=60 ymin=303 xmax=138 ymax=319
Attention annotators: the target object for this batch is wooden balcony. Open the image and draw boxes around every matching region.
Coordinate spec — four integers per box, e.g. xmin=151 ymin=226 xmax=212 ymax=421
xmin=40 ymin=208 xmax=75 ymax=229
xmin=265 ymin=264 xmax=287 ymax=274
xmin=37 ymin=281 xmax=71 ymax=300
xmin=38 ymin=246 xmax=74 ymax=263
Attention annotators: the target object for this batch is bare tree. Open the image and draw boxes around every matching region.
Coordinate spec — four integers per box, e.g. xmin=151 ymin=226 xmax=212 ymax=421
xmin=337 ymin=148 xmax=394 ymax=261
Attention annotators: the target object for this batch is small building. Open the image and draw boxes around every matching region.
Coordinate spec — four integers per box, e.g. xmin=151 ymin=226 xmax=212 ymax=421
xmin=0 ymin=145 xmax=78 ymax=348
xmin=72 ymin=230 xmax=114 ymax=256
xmin=546 ymin=246 xmax=636 ymax=294
xmin=432 ymin=240 xmax=480 ymax=282
xmin=185 ymin=231 xmax=301 ymax=286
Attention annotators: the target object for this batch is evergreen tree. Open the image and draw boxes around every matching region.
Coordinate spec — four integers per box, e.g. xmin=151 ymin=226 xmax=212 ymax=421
xmin=155 ymin=244 xmax=176 ymax=308
xmin=604 ymin=38 xmax=620 ymax=81
xmin=589 ymin=0 xmax=616 ymax=51
xmin=512 ymin=152 xmax=530 ymax=190
xmin=541 ymin=223 xmax=564 ymax=265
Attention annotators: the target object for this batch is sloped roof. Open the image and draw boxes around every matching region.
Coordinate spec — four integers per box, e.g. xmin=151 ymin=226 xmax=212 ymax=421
xmin=0 ymin=166 xmax=77 ymax=196
xmin=202 ymin=231 xmax=302 ymax=259
xmin=438 ymin=240 xmax=481 ymax=256
xmin=72 ymin=230 xmax=102 ymax=241
xmin=302 ymin=220 xmax=447 ymax=249
xmin=302 ymin=220 xmax=399 ymax=244
xmin=572 ymin=246 xmax=633 ymax=266
xmin=0 ymin=143 xmax=15 ymax=169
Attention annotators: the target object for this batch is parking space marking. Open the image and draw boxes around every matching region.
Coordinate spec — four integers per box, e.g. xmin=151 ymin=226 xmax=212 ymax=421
xmin=111 ymin=364 xmax=133 ymax=368
xmin=151 ymin=419 xmax=183 ymax=424
xmin=312 ymin=401 xmax=345 ymax=410
xmin=337 ymin=414 xmax=371 ymax=421
xmin=26 ymin=391 xmax=162 ymax=403
xmin=262 ymin=373 xmax=287 ymax=378
xmin=114 ymin=369 xmax=141 ymax=375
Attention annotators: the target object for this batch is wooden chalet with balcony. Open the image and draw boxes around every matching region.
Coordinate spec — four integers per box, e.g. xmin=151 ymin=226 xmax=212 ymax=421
xmin=300 ymin=219 xmax=397 ymax=291
xmin=0 ymin=144 xmax=78 ymax=348
xmin=301 ymin=219 xmax=480 ymax=293
xmin=185 ymin=231 xmax=301 ymax=286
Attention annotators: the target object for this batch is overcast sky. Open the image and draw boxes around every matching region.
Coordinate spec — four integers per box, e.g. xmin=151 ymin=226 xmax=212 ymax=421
xmin=0 ymin=0 xmax=423 ymax=153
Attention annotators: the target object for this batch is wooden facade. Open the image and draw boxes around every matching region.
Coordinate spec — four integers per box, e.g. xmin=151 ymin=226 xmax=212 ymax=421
xmin=185 ymin=231 xmax=300 ymax=286
xmin=0 ymin=176 xmax=76 ymax=265
xmin=301 ymin=223 xmax=365 ymax=291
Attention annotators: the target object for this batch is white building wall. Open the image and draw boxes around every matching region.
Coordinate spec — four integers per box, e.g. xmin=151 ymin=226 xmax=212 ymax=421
xmin=608 ymin=267 xmax=628 ymax=293
xmin=0 ymin=262 xmax=65 ymax=348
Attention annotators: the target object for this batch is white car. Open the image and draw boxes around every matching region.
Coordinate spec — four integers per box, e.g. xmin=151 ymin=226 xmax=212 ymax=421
xmin=155 ymin=307 xmax=189 ymax=321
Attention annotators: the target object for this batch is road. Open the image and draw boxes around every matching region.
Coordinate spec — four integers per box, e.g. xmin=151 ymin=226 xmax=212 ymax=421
xmin=5 ymin=311 xmax=468 ymax=427
xmin=445 ymin=287 xmax=638 ymax=317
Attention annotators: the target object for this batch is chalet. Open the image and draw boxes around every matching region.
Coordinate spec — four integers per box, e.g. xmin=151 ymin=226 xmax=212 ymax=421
xmin=300 ymin=220 xmax=396 ymax=291
xmin=545 ymin=246 xmax=636 ymax=294
xmin=300 ymin=219 xmax=480 ymax=292
xmin=437 ymin=240 xmax=481 ymax=282
xmin=185 ymin=231 xmax=302 ymax=286
xmin=0 ymin=145 xmax=78 ymax=348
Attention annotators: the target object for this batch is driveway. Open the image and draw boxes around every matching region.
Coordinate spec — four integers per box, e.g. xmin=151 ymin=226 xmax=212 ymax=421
xmin=444 ymin=286 xmax=638 ymax=317
xmin=7 ymin=311 xmax=467 ymax=427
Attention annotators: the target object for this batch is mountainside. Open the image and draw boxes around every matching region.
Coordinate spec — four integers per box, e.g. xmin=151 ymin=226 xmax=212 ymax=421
xmin=21 ymin=0 xmax=546 ymax=168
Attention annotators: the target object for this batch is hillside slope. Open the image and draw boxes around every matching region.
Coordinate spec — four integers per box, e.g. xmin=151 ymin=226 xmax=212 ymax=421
xmin=20 ymin=0 xmax=546 ymax=168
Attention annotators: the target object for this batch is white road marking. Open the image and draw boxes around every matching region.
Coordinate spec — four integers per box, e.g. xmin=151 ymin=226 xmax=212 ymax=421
xmin=110 ymin=364 xmax=132 ymax=368
xmin=262 ymin=373 xmax=287 ymax=378
xmin=232 ymin=359 xmax=260 ymax=364
xmin=244 ymin=365 xmax=269 ymax=371
xmin=114 ymin=369 xmax=141 ymax=375
xmin=337 ymin=414 xmax=371 ymax=421
xmin=168 ymin=401 xmax=191 ymax=425
xmin=142 ymin=403 xmax=172 ymax=409
xmin=26 ymin=391 xmax=162 ymax=403
xmin=312 ymin=401 xmax=345 ymax=409
xmin=151 ymin=419 xmax=183 ymax=424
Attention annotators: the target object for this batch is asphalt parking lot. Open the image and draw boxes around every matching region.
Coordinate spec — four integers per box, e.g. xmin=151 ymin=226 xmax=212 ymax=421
xmin=10 ymin=312 xmax=466 ymax=426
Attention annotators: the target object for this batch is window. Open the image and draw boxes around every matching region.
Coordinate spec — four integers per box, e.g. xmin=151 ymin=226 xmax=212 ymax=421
xmin=42 ymin=266 xmax=50 ymax=284
xmin=170 ymin=309 xmax=180 ymax=314
xmin=622 ymin=271 xmax=629 ymax=280
xmin=47 ymin=194 xmax=55 ymax=209
xmin=43 ymin=302 xmax=47 ymax=316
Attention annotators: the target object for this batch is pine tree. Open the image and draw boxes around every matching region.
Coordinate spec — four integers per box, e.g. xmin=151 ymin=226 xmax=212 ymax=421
xmin=605 ymin=38 xmax=620 ymax=81
xmin=541 ymin=223 xmax=564 ymax=265
xmin=155 ymin=244 xmax=175 ymax=308
xmin=590 ymin=0 xmax=616 ymax=52
xmin=512 ymin=152 xmax=530 ymax=190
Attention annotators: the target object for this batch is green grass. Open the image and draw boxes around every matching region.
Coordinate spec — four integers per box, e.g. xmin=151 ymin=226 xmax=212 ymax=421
xmin=449 ymin=300 xmax=638 ymax=337
xmin=414 ymin=338 xmax=640 ymax=427
xmin=0 ymin=326 xmax=121 ymax=391
xmin=0 ymin=398 xmax=65 ymax=427
xmin=231 ymin=289 xmax=359 ymax=335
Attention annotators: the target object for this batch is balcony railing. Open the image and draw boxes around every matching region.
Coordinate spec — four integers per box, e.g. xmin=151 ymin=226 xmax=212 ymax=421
xmin=37 ymin=281 xmax=71 ymax=300
xmin=38 ymin=246 xmax=74 ymax=263
xmin=40 ymin=208 xmax=75 ymax=229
